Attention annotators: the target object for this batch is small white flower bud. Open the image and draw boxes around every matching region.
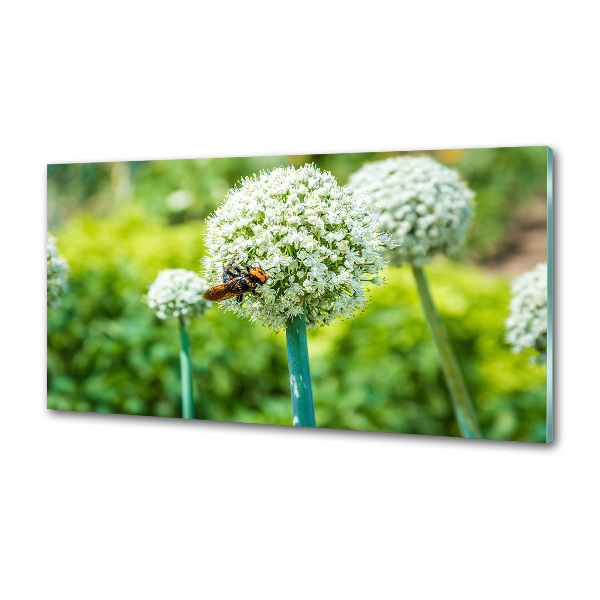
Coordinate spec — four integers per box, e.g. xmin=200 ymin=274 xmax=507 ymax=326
xmin=146 ymin=269 xmax=211 ymax=321
xmin=505 ymin=263 xmax=547 ymax=362
xmin=47 ymin=234 xmax=69 ymax=310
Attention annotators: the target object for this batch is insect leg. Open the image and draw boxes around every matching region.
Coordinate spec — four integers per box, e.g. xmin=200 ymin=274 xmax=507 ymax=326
xmin=223 ymin=266 xmax=239 ymax=283
xmin=223 ymin=250 xmax=242 ymax=282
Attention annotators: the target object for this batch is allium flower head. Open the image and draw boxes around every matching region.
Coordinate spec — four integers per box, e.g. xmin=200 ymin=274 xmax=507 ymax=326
xmin=47 ymin=234 xmax=69 ymax=310
xmin=348 ymin=156 xmax=474 ymax=266
xmin=505 ymin=263 xmax=547 ymax=362
xmin=202 ymin=164 xmax=394 ymax=331
xmin=147 ymin=269 xmax=211 ymax=320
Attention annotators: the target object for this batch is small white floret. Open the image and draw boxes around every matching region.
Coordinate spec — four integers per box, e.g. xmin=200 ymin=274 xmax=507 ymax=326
xmin=47 ymin=234 xmax=69 ymax=310
xmin=505 ymin=263 xmax=547 ymax=362
xmin=146 ymin=269 xmax=211 ymax=321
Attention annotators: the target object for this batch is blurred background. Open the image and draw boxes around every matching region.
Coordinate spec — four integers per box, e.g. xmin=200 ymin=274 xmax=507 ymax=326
xmin=47 ymin=147 xmax=548 ymax=441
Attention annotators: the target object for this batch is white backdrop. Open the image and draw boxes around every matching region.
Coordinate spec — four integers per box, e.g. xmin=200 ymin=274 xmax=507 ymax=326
xmin=1 ymin=2 xmax=597 ymax=599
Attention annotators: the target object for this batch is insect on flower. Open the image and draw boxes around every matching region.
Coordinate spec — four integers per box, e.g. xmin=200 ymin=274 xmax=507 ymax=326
xmin=203 ymin=164 xmax=394 ymax=330
xmin=202 ymin=260 xmax=270 ymax=303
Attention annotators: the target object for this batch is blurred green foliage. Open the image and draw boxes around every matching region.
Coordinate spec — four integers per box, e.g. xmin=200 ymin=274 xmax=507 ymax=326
xmin=450 ymin=146 xmax=548 ymax=260
xmin=47 ymin=207 xmax=546 ymax=441
xmin=47 ymin=147 xmax=547 ymax=262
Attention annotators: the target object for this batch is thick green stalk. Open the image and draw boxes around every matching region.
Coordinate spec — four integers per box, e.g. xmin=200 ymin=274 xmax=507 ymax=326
xmin=178 ymin=317 xmax=195 ymax=419
xmin=285 ymin=308 xmax=317 ymax=427
xmin=411 ymin=265 xmax=483 ymax=438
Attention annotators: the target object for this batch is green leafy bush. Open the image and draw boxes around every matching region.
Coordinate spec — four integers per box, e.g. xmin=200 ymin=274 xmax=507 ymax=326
xmin=48 ymin=207 xmax=546 ymax=441
xmin=311 ymin=266 xmax=546 ymax=441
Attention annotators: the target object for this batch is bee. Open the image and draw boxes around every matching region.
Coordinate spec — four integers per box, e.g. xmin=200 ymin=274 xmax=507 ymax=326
xmin=202 ymin=261 xmax=270 ymax=303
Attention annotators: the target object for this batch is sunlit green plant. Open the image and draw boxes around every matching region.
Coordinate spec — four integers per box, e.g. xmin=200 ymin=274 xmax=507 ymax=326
xmin=349 ymin=156 xmax=482 ymax=438
xmin=146 ymin=269 xmax=212 ymax=419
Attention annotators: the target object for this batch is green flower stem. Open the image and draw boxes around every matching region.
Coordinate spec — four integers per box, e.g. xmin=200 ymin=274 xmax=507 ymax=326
xmin=411 ymin=265 xmax=483 ymax=439
xmin=178 ymin=317 xmax=195 ymax=420
xmin=285 ymin=308 xmax=317 ymax=427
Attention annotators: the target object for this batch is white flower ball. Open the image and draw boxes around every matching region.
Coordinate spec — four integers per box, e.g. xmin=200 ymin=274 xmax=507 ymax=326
xmin=348 ymin=156 xmax=475 ymax=266
xmin=47 ymin=234 xmax=69 ymax=310
xmin=202 ymin=164 xmax=394 ymax=332
xmin=505 ymin=263 xmax=547 ymax=362
xmin=147 ymin=269 xmax=211 ymax=320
